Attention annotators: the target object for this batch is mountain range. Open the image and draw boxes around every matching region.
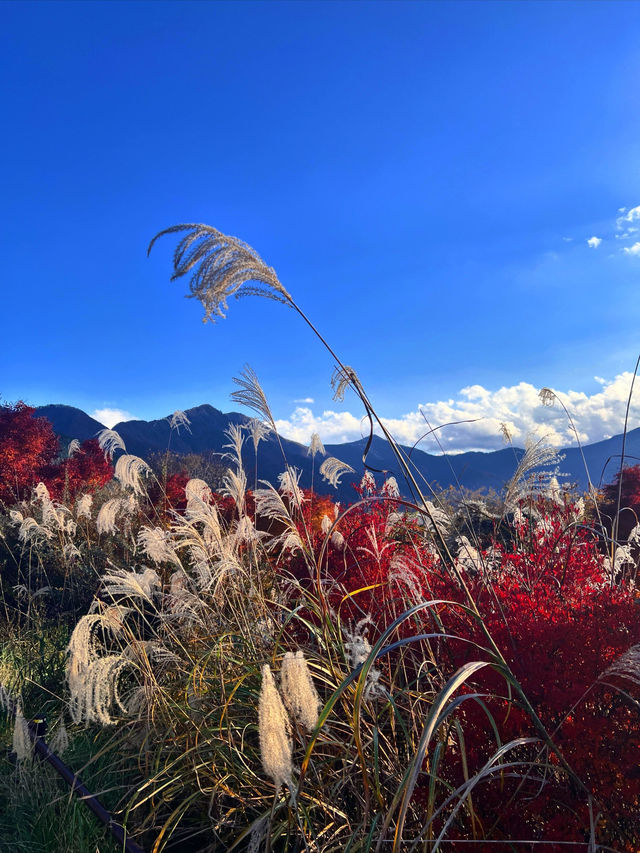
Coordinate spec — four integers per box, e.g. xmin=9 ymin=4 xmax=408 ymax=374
xmin=35 ymin=403 xmax=640 ymax=502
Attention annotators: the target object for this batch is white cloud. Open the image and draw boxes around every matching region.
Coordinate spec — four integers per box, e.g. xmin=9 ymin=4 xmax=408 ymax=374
xmin=91 ymin=408 xmax=137 ymax=428
xmin=587 ymin=236 xmax=602 ymax=249
xmin=294 ymin=397 xmax=315 ymax=404
xmin=623 ymin=242 xmax=640 ymax=256
xmin=617 ymin=205 xmax=640 ymax=226
xmin=274 ymin=373 xmax=640 ymax=453
xmin=561 ymin=236 xmax=573 ymax=242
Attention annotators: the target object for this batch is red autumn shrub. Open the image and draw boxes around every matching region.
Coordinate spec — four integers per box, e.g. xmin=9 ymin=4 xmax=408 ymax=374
xmin=0 ymin=402 xmax=60 ymax=504
xmin=280 ymin=486 xmax=640 ymax=849
xmin=600 ymin=463 xmax=640 ymax=542
xmin=43 ymin=438 xmax=113 ymax=500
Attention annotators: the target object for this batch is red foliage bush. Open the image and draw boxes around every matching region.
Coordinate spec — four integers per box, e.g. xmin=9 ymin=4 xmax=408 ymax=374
xmin=600 ymin=463 xmax=640 ymax=542
xmin=44 ymin=438 xmax=113 ymax=500
xmin=285 ymin=488 xmax=640 ymax=849
xmin=0 ymin=402 xmax=61 ymax=503
xmin=0 ymin=403 xmax=113 ymax=504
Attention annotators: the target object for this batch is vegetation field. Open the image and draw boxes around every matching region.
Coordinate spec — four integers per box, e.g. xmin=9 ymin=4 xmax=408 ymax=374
xmin=2 ymin=225 xmax=640 ymax=852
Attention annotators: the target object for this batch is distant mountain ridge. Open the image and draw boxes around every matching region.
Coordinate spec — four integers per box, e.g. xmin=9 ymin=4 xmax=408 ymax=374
xmin=36 ymin=403 xmax=640 ymax=500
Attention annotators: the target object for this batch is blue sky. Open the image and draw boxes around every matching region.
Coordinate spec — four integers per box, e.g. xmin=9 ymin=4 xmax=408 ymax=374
xmin=2 ymin=0 xmax=640 ymax=452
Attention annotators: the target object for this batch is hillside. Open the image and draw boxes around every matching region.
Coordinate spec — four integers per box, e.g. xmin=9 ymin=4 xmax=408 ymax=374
xmin=36 ymin=403 xmax=640 ymax=500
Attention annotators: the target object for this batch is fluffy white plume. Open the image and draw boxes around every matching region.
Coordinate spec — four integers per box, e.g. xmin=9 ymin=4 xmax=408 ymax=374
xmin=360 ymin=471 xmax=376 ymax=494
xmin=331 ymin=530 xmax=345 ymax=550
xmin=75 ymin=493 xmax=93 ymax=519
xmin=343 ymin=618 xmax=384 ymax=700
xmin=49 ymin=716 xmax=70 ymax=756
xmin=185 ymin=478 xmax=212 ymax=504
xmin=18 ymin=517 xmax=54 ymax=544
xmin=223 ymin=423 xmax=246 ymax=467
xmin=168 ymin=410 xmax=191 ymax=432
xmin=280 ymin=651 xmax=320 ymax=732
xmin=97 ymin=428 xmax=127 ymax=460
xmin=254 ymin=483 xmax=304 ymax=554
xmin=67 ymin=439 xmax=83 ymax=458
xmin=319 ymin=457 xmax=355 ymax=488
xmin=66 ymin=609 xmax=128 ymax=723
xmin=383 ymin=476 xmax=400 ymax=498
xmin=138 ymin=526 xmax=182 ymax=568
xmin=223 ymin=466 xmax=247 ymax=514
xmin=307 ymin=432 xmax=325 ymax=459
xmin=96 ymin=498 xmax=124 ymax=536
xmin=101 ymin=567 xmax=161 ymax=605
xmin=114 ymin=454 xmax=152 ymax=495
xmin=258 ymin=664 xmax=294 ymax=790
xmin=12 ymin=702 xmax=32 ymax=763
xmin=278 ymin=466 xmax=305 ymax=509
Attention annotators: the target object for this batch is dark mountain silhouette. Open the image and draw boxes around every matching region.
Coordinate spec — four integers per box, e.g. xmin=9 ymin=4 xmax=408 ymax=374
xmin=35 ymin=405 xmax=106 ymax=445
xmin=36 ymin=403 xmax=640 ymax=501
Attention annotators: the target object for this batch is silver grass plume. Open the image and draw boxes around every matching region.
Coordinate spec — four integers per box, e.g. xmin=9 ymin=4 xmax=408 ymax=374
xmin=97 ymin=428 xmax=126 ymax=460
xmin=37 ymin=489 xmax=76 ymax=536
xmin=360 ymin=471 xmax=376 ymax=494
xmin=66 ymin=609 xmax=127 ymax=723
xmin=254 ymin=483 xmax=304 ymax=554
xmin=388 ymin=554 xmax=424 ymax=605
xmin=100 ymin=567 xmax=161 ymax=605
xmin=34 ymin=481 xmax=50 ymax=502
xmin=503 ymin=435 xmax=563 ymax=511
xmin=602 ymin=545 xmax=634 ymax=583
xmin=223 ymin=466 xmax=247 ymax=515
xmin=320 ymin=456 xmax=355 ymax=488
xmin=168 ymin=410 xmax=191 ymax=432
xmin=67 ymin=438 xmax=83 ymax=458
xmin=248 ymin=417 xmax=271 ymax=454
xmin=223 ymin=423 xmax=246 ymax=467
xmin=307 ymin=433 xmax=325 ymax=459
xmin=137 ymin=526 xmax=182 ymax=568
xmin=96 ymin=498 xmax=125 ymax=535
xmin=331 ymin=530 xmax=345 ymax=550
xmin=500 ymin=422 xmax=513 ymax=444
xmin=455 ymin=536 xmax=483 ymax=575
xmin=280 ymin=651 xmax=320 ymax=732
xmin=278 ymin=466 xmax=305 ymax=510
xmin=148 ymin=223 xmax=293 ymax=323
xmin=604 ymin=645 xmax=640 ymax=687
xmin=12 ymin=702 xmax=32 ymax=763
xmin=49 ymin=715 xmax=70 ymax=756
xmin=343 ymin=618 xmax=384 ymax=700
xmin=231 ymin=365 xmax=277 ymax=431
xmin=235 ymin=514 xmax=266 ymax=544
xmin=18 ymin=516 xmax=54 ymax=544
xmin=383 ymin=476 xmax=400 ymax=498
xmin=82 ymin=655 xmax=130 ymax=725
xmin=114 ymin=454 xmax=152 ymax=495
xmin=258 ymin=664 xmax=294 ymax=791
xmin=331 ymin=364 xmax=359 ymax=402
xmin=185 ymin=478 xmax=212 ymax=504
xmin=75 ymin=493 xmax=93 ymax=520
xmin=422 ymin=500 xmax=451 ymax=536
xmin=539 ymin=387 xmax=556 ymax=407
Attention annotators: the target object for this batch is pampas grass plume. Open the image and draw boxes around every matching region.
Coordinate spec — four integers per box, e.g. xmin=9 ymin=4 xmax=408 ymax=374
xmin=280 ymin=651 xmax=320 ymax=732
xmin=258 ymin=664 xmax=293 ymax=791
xmin=12 ymin=702 xmax=32 ymax=763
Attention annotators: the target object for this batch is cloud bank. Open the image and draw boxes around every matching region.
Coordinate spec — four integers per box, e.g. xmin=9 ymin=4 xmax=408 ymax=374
xmin=274 ymin=373 xmax=640 ymax=453
xmin=91 ymin=408 xmax=138 ymax=428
